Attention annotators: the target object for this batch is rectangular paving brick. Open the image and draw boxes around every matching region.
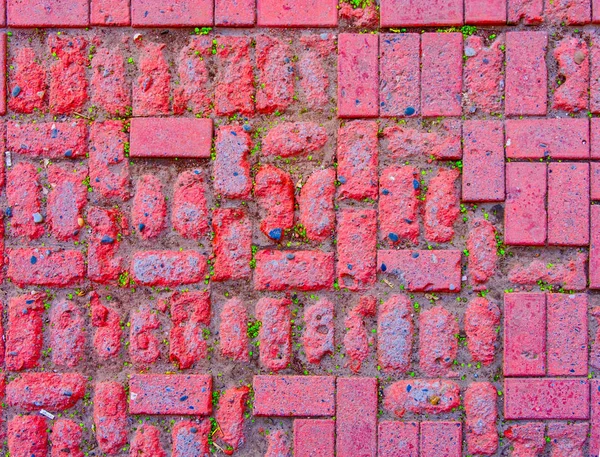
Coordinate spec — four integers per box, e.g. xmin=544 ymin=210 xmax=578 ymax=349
xmin=462 ymin=120 xmax=505 ymax=202
xmin=420 ymin=422 xmax=462 ymax=456
xmin=129 ymin=118 xmax=212 ymax=158
xmin=7 ymin=121 xmax=87 ymax=159
xmin=336 ymin=378 xmax=377 ymax=457
xmin=257 ymin=0 xmax=337 ymax=27
xmin=547 ymin=162 xmax=589 ymax=246
xmin=590 ymin=205 xmax=600 ymax=288
xmin=379 ymin=33 xmax=420 ymax=118
xmin=91 ymin=0 xmax=130 ymax=25
xmin=129 ymin=374 xmax=212 ymax=415
xmin=378 ymin=421 xmax=419 ymax=457
xmin=421 ymin=33 xmax=463 ymax=117
xmin=547 ymin=293 xmax=588 ymax=376
xmin=338 ymin=34 xmax=378 ymax=118
xmin=8 ymin=248 xmax=85 ymax=288
xmin=504 ymin=378 xmax=589 ymax=419
xmin=8 ymin=0 xmax=89 ymax=26
xmin=465 ymin=0 xmax=507 ymax=23
xmin=215 ymin=0 xmax=255 ymax=26
xmin=378 ymin=250 xmax=462 ymax=292
xmin=504 ymin=293 xmax=546 ymax=377
xmin=0 ymin=0 xmax=5 ymax=26
xmin=591 ymin=380 xmax=600 ymax=455
xmin=380 ymin=0 xmax=463 ymax=26
xmin=131 ymin=0 xmax=213 ymax=26
xmin=130 ymin=250 xmax=207 ymax=287
xmin=592 ymin=118 xmax=600 ymax=157
xmin=294 ymin=419 xmax=335 ymax=457
xmin=337 ymin=121 xmax=378 ymax=200
xmin=505 ymin=118 xmax=589 ymax=159
xmin=0 ymin=34 xmax=5 ymax=115
xmin=505 ymin=31 xmax=548 ymax=116
xmin=253 ymin=375 xmax=335 ymax=416
xmin=504 ymin=162 xmax=547 ymax=246
xmin=592 ymin=163 xmax=600 ymax=200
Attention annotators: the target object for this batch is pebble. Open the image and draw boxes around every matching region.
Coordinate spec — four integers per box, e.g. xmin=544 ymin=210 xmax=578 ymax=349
xmin=64 ymin=149 xmax=73 ymax=158
xmin=286 ymin=253 xmax=295 ymax=260
xmin=388 ymin=232 xmax=399 ymax=242
xmin=138 ymin=223 xmax=145 ymax=232
xmin=269 ymin=228 xmax=282 ymax=240
xmin=32 ymin=212 xmax=43 ymax=223
xmin=242 ymin=124 xmax=252 ymax=132
xmin=404 ymin=106 xmax=416 ymax=116
xmin=77 ymin=217 xmax=84 ymax=227
xmin=11 ymin=86 xmax=21 ymax=97
xmin=381 ymin=263 xmax=387 ymax=272
xmin=574 ymin=50 xmax=586 ymax=65
xmin=100 ymin=236 xmax=115 ymax=245
xmin=464 ymin=46 xmax=477 ymax=57
xmin=5 ymin=207 xmax=12 ymax=217
xmin=412 ymin=179 xmax=420 ymax=190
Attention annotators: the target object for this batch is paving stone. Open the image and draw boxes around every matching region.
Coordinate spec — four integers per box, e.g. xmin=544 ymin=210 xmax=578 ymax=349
xmin=129 ymin=304 xmax=161 ymax=367
xmin=214 ymin=36 xmax=255 ymax=116
xmin=298 ymin=34 xmax=336 ymax=110
xmin=51 ymin=419 xmax=83 ymax=457
xmin=214 ymin=125 xmax=252 ymax=199
xmin=464 ymin=36 xmax=505 ymax=114
xmin=591 ymin=205 xmax=600 ymax=288
xmin=384 ymin=379 xmax=461 ymax=418
xmin=7 ymin=162 xmax=43 ymax=241
xmin=294 ymin=419 xmax=335 ymax=457
xmin=47 ymin=164 xmax=87 ymax=242
xmin=254 ymin=165 xmax=295 ymax=241
xmin=380 ymin=0 xmax=463 ymax=26
xmin=130 ymin=425 xmax=166 ymax=457
xmin=465 ymin=297 xmax=501 ymax=366
xmin=509 ymin=251 xmax=587 ymax=291
xmin=0 ymin=34 xmax=5 ymax=115
xmin=256 ymin=298 xmax=292 ymax=371
xmin=50 ymin=300 xmax=85 ymax=368
xmin=8 ymin=0 xmax=89 ymax=26
xmin=465 ymin=382 xmax=498 ymax=455
xmin=215 ymin=0 xmax=255 ymax=26
xmin=172 ymin=420 xmax=210 ymax=457
xmin=8 ymin=47 xmax=47 ymax=113
xmin=378 ymin=421 xmax=419 ymax=457
xmin=90 ymin=47 xmax=131 ymax=115
xmin=377 ymin=295 xmax=413 ymax=374
xmin=7 ymin=120 xmax=87 ymax=159
xmin=547 ymin=421 xmax=588 ymax=457
xmin=504 ymin=422 xmax=546 ymax=457
xmin=48 ymin=35 xmax=88 ymax=115
xmin=133 ymin=41 xmax=170 ymax=115
xmin=173 ymin=37 xmax=212 ymax=116
xmin=7 ymin=372 xmax=86 ymax=411
xmin=553 ymin=37 xmax=589 ymax=112
xmin=302 ymin=299 xmax=335 ymax=364
xmin=420 ymin=422 xmax=462 ymax=457
xmin=544 ymin=0 xmax=591 ymax=24
xmin=256 ymin=35 xmax=295 ymax=114
xmin=344 ymin=296 xmax=376 ymax=373
xmin=423 ymin=168 xmax=460 ymax=243
xmin=130 ymin=118 xmax=212 ymax=158
xmin=336 ymin=377 xmax=377 ymax=457
xmin=219 ymin=297 xmax=249 ymax=362
xmin=132 ymin=174 xmax=166 ymax=240
xmin=593 ymin=163 xmax=600 ymax=200
xmin=465 ymin=0 xmax=507 ymax=23
xmin=91 ymin=0 xmax=130 ymax=25
xmin=257 ymin=0 xmax=337 ymax=27
xmin=8 ymin=416 xmax=47 ymax=457
xmin=212 ymin=208 xmax=252 ymax=282
xmin=169 ymin=291 xmax=210 ymax=369
xmin=337 ymin=209 xmax=377 ymax=291
xmin=263 ymin=122 xmax=328 ymax=158
xmin=215 ymin=386 xmax=250 ymax=451
xmin=172 ymin=170 xmax=209 ymax=240
xmin=265 ymin=430 xmax=291 ymax=457
xmin=467 ymin=219 xmax=498 ymax=287
xmin=591 ymin=379 xmax=600 ymax=454
xmin=383 ymin=119 xmax=461 ymax=160
xmin=298 ymin=168 xmax=336 ymax=242
xmin=93 ymin=382 xmax=128 ymax=455
xmin=8 ymin=248 xmax=85 ymax=288
xmin=130 ymin=250 xmax=207 ymax=286
xmin=90 ymin=292 xmax=122 ymax=360
xmin=131 ymin=0 xmax=213 ymax=26
xmin=419 ymin=306 xmax=459 ymax=377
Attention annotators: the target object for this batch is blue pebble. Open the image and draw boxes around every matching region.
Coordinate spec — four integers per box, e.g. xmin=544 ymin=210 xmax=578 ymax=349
xmin=286 ymin=253 xmax=295 ymax=260
xmin=30 ymin=256 xmax=37 ymax=265
xmin=138 ymin=223 xmax=145 ymax=232
xmin=388 ymin=232 xmax=399 ymax=242
xmin=233 ymin=172 xmax=238 ymax=176
xmin=5 ymin=207 xmax=12 ymax=217
xmin=64 ymin=149 xmax=73 ymax=158
xmin=338 ymin=176 xmax=346 ymax=184
xmin=242 ymin=124 xmax=252 ymax=132
xmin=382 ymin=189 xmax=389 ymax=195
xmin=413 ymin=179 xmax=420 ymax=190
xmin=269 ymin=228 xmax=282 ymax=240
xmin=381 ymin=263 xmax=387 ymax=272
xmin=412 ymin=252 xmax=419 ymax=258
xmin=11 ymin=86 xmax=21 ymax=97
xmin=101 ymin=235 xmax=115 ymax=244
xmin=405 ymin=106 xmax=416 ymax=116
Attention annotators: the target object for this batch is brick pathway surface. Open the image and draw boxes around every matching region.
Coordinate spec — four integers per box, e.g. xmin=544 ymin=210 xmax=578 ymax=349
xmin=1 ymin=0 xmax=600 ymax=456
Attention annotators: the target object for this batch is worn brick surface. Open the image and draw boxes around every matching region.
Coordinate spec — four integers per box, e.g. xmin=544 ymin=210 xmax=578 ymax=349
xmin=380 ymin=0 xmax=463 ymax=26
xmin=336 ymin=377 xmax=377 ymax=457
xmin=257 ymin=0 xmax=337 ymax=27
xmin=131 ymin=0 xmax=213 ymax=26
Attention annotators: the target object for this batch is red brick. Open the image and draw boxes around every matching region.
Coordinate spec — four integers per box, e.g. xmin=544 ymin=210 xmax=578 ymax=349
xmin=337 ymin=121 xmax=378 ymax=200
xmin=505 ymin=423 xmax=546 ymax=457
xmin=420 ymin=422 xmax=462 ymax=457
xmin=129 ymin=304 xmax=160 ymax=367
xmin=547 ymin=422 xmax=588 ymax=457
xmin=220 ymin=298 xmax=249 ymax=362
xmin=91 ymin=292 xmax=122 ymax=360
xmin=294 ymin=419 xmax=335 ymax=457
xmin=170 ymin=291 xmax=210 ymax=369
xmin=379 ymin=166 xmax=420 ymax=245
xmin=591 ymin=379 xmax=600 ymax=454
xmin=132 ymin=174 xmax=166 ymax=239
xmin=256 ymin=298 xmax=292 ymax=371
xmin=465 ymin=297 xmax=501 ymax=366
xmin=298 ymin=35 xmax=335 ymax=110
xmin=509 ymin=0 xmax=543 ymax=22
xmin=263 ymin=122 xmax=328 ymax=158
xmin=467 ymin=219 xmax=498 ymax=287
xmin=214 ymin=125 xmax=252 ymax=199
xmin=553 ymin=37 xmax=589 ymax=112
xmin=253 ymin=375 xmax=335 ymax=416
xmin=47 ymin=164 xmax=87 ymax=241
xmin=93 ymin=382 xmax=128 ymax=455
xmin=378 ymin=421 xmax=419 ymax=457
xmin=421 ymin=33 xmax=463 ymax=117
xmin=130 ymin=118 xmax=212 ymax=158
xmin=504 ymin=162 xmax=547 ymax=246
xmin=8 ymin=47 xmax=47 ymax=113
xmin=130 ymin=425 xmax=165 ymax=457
xmin=548 ymin=162 xmax=589 ymax=246
xmin=173 ymin=170 xmax=209 ymax=240
xmin=8 ymin=0 xmax=88 ymax=26
xmin=337 ymin=34 xmax=378 ymax=118
xmin=377 ymin=295 xmax=413 ymax=374
xmin=172 ymin=420 xmax=210 ymax=457
xmin=383 ymin=119 xmax=461 ymax=160
xmin=0 ymin=34 xmax=5 ymax=115
xmin=419 ymin=306 xmax=459 ymax=377
xmin=462 ymin=120 xmax=505 ymax=202
xmin=0 ymin=2 xmax=5 ymax=27
xmin=379 ymin=33 xmax=420 ymax=117
xmin=592 ymin=163 xmax=600 ymax=199
xmin=51 ymin=419 xmax=82 ymax=457
xmin=6 ymin=294 xmax=44 ymax=371
xmin=131 ymin=250 xmax=207 ymax=286
xmin=465 ymin=0 xmax=507 ymax=23
xmin=7 ymin=120 xmax=87 ymax=159
xmin=89 ymin=121 xmax=130 ymax=201
xmin=592 ymin=307 xmax=600 ymax=369
xmin=378 ymin=250 xmax=462 ymax=292
xmin=215 ymin=36 xmax=254 ymax=116
xmin=336 ymin=378 xmax=377 ymax=457
xmin=7 ymin=162 xmax=43 ymax=240
xmin=173 ymin=36 xmax=211 ymax=116
xmin=215 ymin=0 xmax=255 ymax=26
xmin=133 ymin=42 xmax=169 ymax=115
xmin=212 ymin=208 xmax=252 ymax=282
xmin=48 ymin=35 xmax=88 ymax=115
xmin=506 ymin=31 xmax=548 ymax=115
xmin=87 ymin=207 xmax=122 ymax=284
xmin=265 ymin=430 xmax=291 ymax=457
xmin=91 ymin=47 xmax=131 ymax=115
xmin=424 ymin=168 xmax=460 ymax=243
xmin=302 ymin=299 xmax=334 ymax=364
xmin=50 ymin=301 xmax=85 ymax=368
xmin=255 ymin=165 xmax=295 ymax=241
xmin=8 ymin=248 xmax=85 ymax=288
xmin=592 ymin=37 xmax=600 ymax=113
xmin=337 ymin=209 xmax=377 ymax=291
xmin=344 ymin=296 xmax=376 ymax=372
xmin=91 ymin=0 xmax=130 ymax=25
xmin=298 ymin=168 xmax=336 ymax=242
xmin=504 ymin=378 xmax=589 ymax=419
xmin=509 ymin=252 xmax=587 ymax=291
xmin=380 ymin=0 xmax=463 ymax=26
xmin=8 ymin=416 xmax=48 ymax=457
xmin=545 ymin=0 xmax=591 ymax=23
xmin=504 ymin=292 xmax=546 ymax=377
xmin=256 ymin=35 xmax=295 ymax=114
xmin=465 ymin=382 xmax=498 ymax=455
xmin=591 ymin=206 xmax=600 ymax=288
xmin=215 ymin=386 xmax=250 ymax=450
xmin=464 ymin=36 xmax=505 ymax=114
xmin=256 ymin=0 xmax=337 ymax=26
xmin=129 ymin=374 xmax=212 ymax=415
xmin=131 ymin=0 xmax=213 ymax=26
xmin=7 ymin=372 xmax=86 ymax=411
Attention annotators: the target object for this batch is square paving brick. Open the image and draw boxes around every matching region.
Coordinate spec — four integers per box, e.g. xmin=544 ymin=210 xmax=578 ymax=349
xmin=215 ymin=0 xmax=255 ymax=26
xmin=336 ymin=378 xmax=377 ymax=457
xmin=8 ymin=0 xmax=89 ymax=26
xmin=420 ymin=422 xmax=462 ymax=457
xmin=380 ymin=0 xmax=463 ymax=26
xmin=378 ymin=421 xmax=419 ymax=457
xmin=131 ymin=0 xmax=213 ymax=26
xmin=257 ymin=0 xmax=337 ymax=27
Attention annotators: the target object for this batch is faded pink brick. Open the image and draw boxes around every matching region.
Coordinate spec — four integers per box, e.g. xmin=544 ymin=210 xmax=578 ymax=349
xmin=173 ymin=37 xmax=212 ymax=116
xmin=419 ymin=306 xmax=459 ymax=377
xmin=8 ymin=47 xmax=47 ymax=113
xmin=212 ymin=208 xmax=252 ymax=282
xmin=591 ymin=205 xmax=600 ymax=288
xmin=7 ymin=121 xmax=87 ymax=159
xmin=467 ymin=219 xmax=498 ymax=288
xmin=133 ymin=42 xmax=170 ymax=115
xmin=7 ymin=416 xmax=48 ymax=457
xmin=337 ymin=209 xmax=377 ymax=291
xmin=380 ymin=0 xmax=463 ymax=26
xmin=302 ymin=299 xmax=335 ymax=364
xmin=547 ymin=422 xmax=588 ymax=457
xmin=0 ymin=35 xmax=5 ymax=115
xmin=465 ymin=382 xmax=498 ymax=455
xmin=421 ymin=32 xmax=462 ymax=117
xmin=131 ymin=0 xmax=213 ymax=26
xmin=553 ymin=37 xmax=589 ymax=112
xmin=378 ymin=421 xmax=419 ymax=457
xmin=214 ymin=125 xmax=252 ymax=199
xmin=465 ymin=0 xmax=507 ymax=23
xmin=337 ymin=121 xmax=378 ymax=200
xmin=89 ymin=121 xmax=130 ymax=201
xmin=294 ymin=419 xmax=335 ymax=457
xmin=423 ymin=168 xmax=460 ymax=243
xmin=8 ymin=248 xmax=85 ymax=288
xmin=265 ymin=430 xmax=291 ymax=457
xmin=7 ymin=162 xmax=43 ymax=240
xmin=91 ymin=47 xmax=131 ymax=115
xmin=505 ymin=31 xmax=548 ymax=115
xmin=50 ymin=301 xmax=85 ymax=368
xmin=254 ymin=250 xmax=334 ymax=291
xmin=172 ymin=170 xmax=209 ymax=240
xmin=220 ymin=298 xmax=249 ymax=362
xmin=384 ymin=379 xmax=461 ymax=418
xmin=47 ymin=164 xmax=87 ymax=241
xmin=91 ymin=292 xmax=122 ymax=360
xmin=256 ymin=35 xmax=294 ymax=114
xmin=505 ymin=423 xmax=546 ymax=457
xmin=216 ymin=386 xmax=249 ymax=451
xmin=215 ymin=36 xmax=254 ymax=116
xmin=420 ymin=422 xmax=462 ymax=457
xmin=215 ymin=0 xmax=255 ymax=25
xmin=337 ymin=33 xmax=378 ymax=118
xmin=8 ymin=0 xmax=88 ymax=27
xmin=591 ymin=379 xmax=600 ymax=455
xmin=592 ymin=36 xmax=600 ymax=113
xmin=131 ymin=250 xmax=207 ymax=286
xmin=256 ymin=0 xmax=337 ymax=27
xmin=464 ymin=36 xmax=505 ymax=114
xmin=48 ymin=35 xmax=88 ymax=115
xmin=263 ymin=122 xmax=327 ymax=158
xmin=6 ymin=293 xmax=45 ymax=371
xmin=129 ymin=305 xmax=160 ymax=367
xmin=51 ymin=419 xmax=83 ymax=457
xmin=169 ymin=291 xmax=210 ymax=370
xmin=132 ymin=174 xmax=166 ymax=239
xmin=130 ymin=425 xmax=166 ymax=457
xmin=87 ymin=207 xmax=122 ymax=284
xmin=298 ymin=168 xmax=336 ymax=242
xmin=545 ymin=0 xmax=591 ymax=24
xmin=91 ymin=0 xmax=130 ymax=25
xmin=379 ymin=166 xmax=420 ymax=245
xmin=592 ymin=163 xmax=600 ymax=199
xmin=256 ymin=298 xmax=292 ymax=372
xmin=93 ymin=383 xmax=127 ymax=456
xmin=465 ymin=297 xmax=501 ymax=366
xmin=298 ymin=34 xmax=335 ymax=110
xmin=172 ymin=421 xmax=210 ymax=457
xmin=336 ymin=377 xmax=377 ymax=457
xmin=255 ymin=165 xmax=295 ymax=241
xmin=509 ymin=0 xmax=543 ymax=23
xmin=344 ymin=296 xmax=376 ymax=373
xmin=383 ymin=120 xmax=461 ymax=160
xmin=377 ymin=295 xmax=413 ymax=374
xmin=504 ymin=293 xmax=546 ymax=377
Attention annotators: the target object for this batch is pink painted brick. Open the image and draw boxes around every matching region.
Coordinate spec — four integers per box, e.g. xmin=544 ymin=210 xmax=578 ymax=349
xmin=544 ymin=0 xmax=591 ymax=24
xmin=338 ymin=34 xmax=379 ymax=118
xmin=8 ymin=248 xmax=85 ymax=288
xmin=130 ymin=250 xmax=207 ymax=287
xmin=465 ymin=0 xmax=507 ymax=23
xmin=215 ymin=0 xmax=255 ymax=26
xmin=294 ymin=419 xmax=335 ymax=457
xmin=462 ymin=120 xmax=505 ymax=202
xmin=91 ymin=0 xmax=130 ymax=25
xmin=336 ymin=377 xmax=377 ymax=457
xmin=337 ymin=209 xmax=377 ymax=291
xmin=421 ymin=33 xmax=463 ymax=117
xmin=504 ymin=293 xmax=546 ymax=377
xmin=420 ymin=422 xmax=462 ymax=457
xmin=8 ymin=0 xmax=89 ymax=26
xmin=547 ymin=293 xmax=588 ymax=376
xmin=378 ymin=421 xmax=419 ymax=457
xmin=592 ymin=163 xmax=600 ymax=200
xmin=592 ymin=206 xmax=600 ymax=289
xmin=380 ymin=0 xmax=463 ymax=26
xmin=131 ymin=0 xmax=213 ymax=26
xmin=253 ymin=375 xmax=335 ymax=416
xmin=506 ymin=119 xmax=589 ymax=159
xmin=547 ymin=162 xmax=589 ymax=246
xmin=595 ymin=0 xmax=600 ymax=21
xmin=504 ymin=378 xmax=589 ymax=419
xmin=130 ymin=118 xmax=212 ymax=158
xmin=379 ymin=33 xmax=420 ymax=118
xmin=591 ymin=380 xmax=600 ymax=455
xmin=0 ymin=0 xmax=5 ymax=26
xmin=505 ymin=31 xmax=548 ymax=116
xmin=129 ymin=374 xmax=212 ymax=415
xmin=592 ymin=118 xmax=600 ymax=158
xmin=257 ymin=0 xmax=337 ymax=27
xmin=504 ymin=162 xmax=547 ymax=246
xmin=0 ymin=34 xmax=5 ymax=115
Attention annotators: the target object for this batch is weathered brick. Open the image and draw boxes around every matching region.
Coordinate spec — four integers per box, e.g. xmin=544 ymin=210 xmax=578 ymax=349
xmin=545 ymin=0 xmax=591 ymax=23
xmin=255 ymin=250 xmax=334 ymax=291
xmin=420 ymin=422 xmax=462 ymax=457
xmin=421 ymin=33 xmax=463 ymax=117
xmin=337 ymin=34 xmax=378 ymax=118
xmin=344 ymin=296 xmax=376 ymax=372
xmin=215 ymin=0 xmax=255 ymax=26
xmin=378 ymin=250 xmax=462 ymax=292
xmin=298 ymin=34 xmax=335 ymax=110
xmin=133 ymin=42 xmax=169 ymax=115
xmin=419 ymin=306 xmax=458 ymax=377
xmin=592 ymin=162 xmax=600 ymax=199
xmin=337 ymin=209 xmax=377 ymax=291
xmin=505 ymin=422 xmax=546 ymax=457
xmin=8 ymin=47 xmax=47 ymax=113
xmin=89 ymin=121 xmax=130 ymax=201
xmin=172 ymin=170 xmax=209 ymax=240
xmin=424 ymin=168 xmax=460 ymax=243
xmin=8 ymin=416 xmax=47 ymax=457
xmin=256 ymin=0 xmax=337 ymax=26
xmin=91 ymin=0 xmax=130 ymax=25
xmin=462 ymin=120 xmax=505 ymax=202
xmin=547 ymin=421 xmax=588 ymax=457
xmin=591 ymin=205 xmax=600 ymax=288
xmin=7 ymin=162 xmax=43 ymax=240
xmin=132 ymin=174 xmax=166 ymax=239
xmin=467 ymin=219 xmax=498 ymax=287
xmin=377 ymin=295 xmax=413 ymax=374
xmin=384 ymin=379 xmax=461 ymax=417
xmin=50 ymin=301 xmax=85 ymax=368
xmin=90 ymin=292 xmax=122 ymax=360
xmin=383 ymin=119 xmax=461 ymax=160
xmin=509 ymin=252 xmax=587 ymax=291
xmin=130 ymin=118 xmax=212 ymax=158
xmin=298 ymin=168 xmax=336 ymax=242
xmin=465 ymin=297 xmax=501 ymax=366
xmin=129 ymin=374 xmax=212 ymax=415
xmin=591 ymin=379 xmax=600 ymax=454
xmin=553 ymin=37 xmax=589 ymax=112
xmin=336 ymin=378 xmax=377 ymax=457
xmin=0 ymin=34 xmax=5 ymax=115
xmin=130 ymin=250 xmax=207 ymax=286
xmin=47 ymin=164 xmax=87 ymax=241
xmin=465 ymin=382 xmax=498 ymax=455
xmin=87 ymin=207 xmax=122 ymax=284
xmin=215 ymin=36 xmax=254 ymax=116
xmin=93 ymin=382 xmax=128 ymax=455
xmin=380 ymin=0 xmax=463 ymax=26
xmin=172 ymin=420 xmax=210 ymax=457
xmin=295 ymin=420 xmax=334 ymax=457
xmin=464 ymin=36 xmax=505 ymax=114
xmin=379 ymin=33 xmax=420 ymax=117
xmin=504 ymin=378 xmax=589 ymax=419
xmin=48 ymin=35 xmax=88 ymax=115
xmin=379 ymin=166 xmax=420 ymax=245
xmin=263 ymin=122 xmax=328 ymax=158
xmin=8 ymin=0 xmax=88 ymax=26
xmin=504 ymin=292 xmax=546 ymax=376
xmin=548 ymin=162 xmax=589 ymax=246
xmin=256 ymin=298 xmax=292 ymax=371
xmin=214 ymin=125 xmax=252 ymax=199
xmin=504 ymin=162 xmax=547 ymax=245
xmin=90 ymin=47 xmax=131 ymax=115
xmin=7 ymin=373 xmax=86 ymax=411
xmin=256 ymin=35 xmax=295 ymax=114
xmin=220 ymin=298 xmax=249 ymax=362
xmin=216 ymin=386 xmax=249 ymax=451
xmin=253 ymin=375 xmax=335 ymax=416
xmin=7 ymin=120 xmax=87 ymax=159
xmin=170 ymin=291 xmax=210 ymax=370
xmin=466 ymin=0 xmax=507 ymax=23
xmin=173 ymin=37 xmax=212 ymax=116
xmin=592 ymin=308 xmax=600 ymax=369
xmin=51 ymin=419 xmax=82 ymax=457
xmin=592 ymin=37 xmax=600 ymax=113
xmin=302 ymin=299 xmax=334 ymax=364
xmin=255 ymin=165 xmax=295 ymax=241
xmin=8 ymin=248 xmax=85 ymax=288
xmin=129 ymin=304 xmax=160 ymax=367
xmin=7 ymin=295 xmax=44 ymax=371
xmin=265 ymin=430 xmax=291 ymax=457
xmin=378 ymin=421 xmax=419 ymax=457
xmin=130 ymin=425 xmax=165 ymax=457
xmin=212 ymin=208 xmax=252 ymax=282
xmin=131 ymin=0 xmax=213 ymax=26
